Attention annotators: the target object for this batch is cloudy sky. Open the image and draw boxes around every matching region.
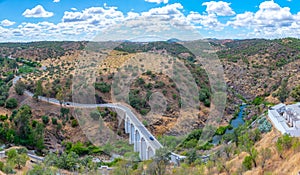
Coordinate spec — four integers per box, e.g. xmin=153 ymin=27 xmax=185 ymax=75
xmin=0 ymin=0 xmax=299 ymax=41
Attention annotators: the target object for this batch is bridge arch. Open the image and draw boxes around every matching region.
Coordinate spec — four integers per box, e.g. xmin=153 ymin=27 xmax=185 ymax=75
xmin=135 ymin=130 xmax=140 ymax=152
xmin=130 ymin=123 xmax=135 ymax=144
xmin=140 ymin=137 xmax=147 ymax=160
xmin=147 ymin=146 xmax=154 ymax=159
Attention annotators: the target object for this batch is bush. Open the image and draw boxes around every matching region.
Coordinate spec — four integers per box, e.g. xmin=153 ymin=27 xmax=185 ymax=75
xmin=5 ymin=98 xmax=18 ymax=109
xmin=140 ymin=109 xmax=149 ymax=116
xmin=215 ymin=125 xmax=230 ymax=135
xmin=90 ymin=110 xmax=101 ymax=120
xmin=252 ymin=96 xmax=264 ymax=106
xmin=14 ymin=81 xmax=26 ymax=95
xmin=197 ymin=142 xmax=213 ymax=150
xmin=242 ymin=156 xmax=253 ymax=170
xmin=71 ymin=119 xmax=78 ymax=127
xmin=42 ymin=116 xmax=49 ymax=125
xmin=0 ymin=114 xmax=8 ymax=121
xmin=67 ymin=142 xmax=89 ymax=156
xmin=142 ymin=120 xmax=148 ymax=126
xmin=0 ymin=161 xmax=3 ymax=171
xmin=52 ymin=118 xmax=58 ymax=125
xmin=94 ymin=82 xmax=111 ymax=93
xmin=0 ymin=100 xmax=5 ymax=106
xmin=204 ymin=99 xmax=210 ymax=107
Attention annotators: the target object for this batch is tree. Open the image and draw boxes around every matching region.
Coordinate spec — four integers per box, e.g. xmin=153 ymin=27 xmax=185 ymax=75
xmin=223 ymin=144 xmax=233 ymax=160
xmin=186 ymin=149 xmax=197 ymax=164
xmin=14 ymin=81 xmax=26 ymax=95
xmin=242 ymin=156 xmax=253 ymax=170
xmin=291 ymin=85 xmax=300 ymax=101
xmin=6 ymin=148 xmax=29 ymax=169
xmin=44 ymin=153 xmax=59 ymax=167
xmin=14 ymin=153 xmax=29 ymax=169
xmin=44 ymin=81 xmax=52 ymax=102
xmin=56 ymin=88 xmax=64 ymax=106
xmin=33 ymin=80 xmax=43 ymax=101
xmin=278 ymin=78 xmax=289 ymax=103
xmin=90 ymin=110 xmax=101 ymax=121
xmin=31 ymin=122 xmax=45 ymax=151
xmin=148 ymin=147 xmax=171 ymax=175
xmin=27 ymin=164 xmax=58 ymax=175
xmin=260 ymin=147 xmax=271 ymax=169
xmin=276 ymin=140 xmax=284 ymax=159
xmin=14 ymin=105 xmax=32 ymax=142
xmin=5 ymin=98 xmax=18 ymax=109
xmin=6 ymin=149 xmax=18 ymax=160
xmin=60 ymin=108 xmax=70 ymax=117
xmin=57 ymin=151 xmax=79 ymax=171
xmin=276 ymin=134 xmax=292 ymax=159
xmin=239 ymin=132 xmax=258 ymax=167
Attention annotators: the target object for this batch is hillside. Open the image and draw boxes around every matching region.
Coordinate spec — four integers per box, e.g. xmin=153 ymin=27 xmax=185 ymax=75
xmin=1 ymin=38 xmax=300 ymax=174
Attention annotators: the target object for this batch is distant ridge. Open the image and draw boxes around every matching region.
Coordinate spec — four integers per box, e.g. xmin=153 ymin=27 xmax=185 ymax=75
xmin=166 ymin=38 xmax=182 ymax=43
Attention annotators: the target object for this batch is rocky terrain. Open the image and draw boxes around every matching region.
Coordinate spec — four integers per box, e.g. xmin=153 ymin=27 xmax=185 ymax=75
xmin=1 ymin=38 xmax=300 ymax=154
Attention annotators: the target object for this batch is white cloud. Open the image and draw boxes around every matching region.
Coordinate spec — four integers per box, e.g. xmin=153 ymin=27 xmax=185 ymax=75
xmin=3 ymin=1 xmax=300 ymax=41
xmin=227 ymin=12 xmax=253 ymax=28
xmin=71 ymin=8 xmax=77 ymax=11
xmin=1 ymin=19 xmax=15 ymax=26
xmin=187 ymin=12 xmax=224 ymax=30
xmin=53 ymin=0 xmax=60 ymax=2
xmin=228 ymin=0 xmax=300 ymax=38
xmin=22 ymin=5 xmax=54 ymax=18
xmin=202 ymin=1 xmax=235 ymax=16
xmin=62 ymin=6 xmax=124 ymax=24
xmin=255 ymin=0 xmax=293 ymax=27
xmin=145 ymin=0 xmax=168 ymax=4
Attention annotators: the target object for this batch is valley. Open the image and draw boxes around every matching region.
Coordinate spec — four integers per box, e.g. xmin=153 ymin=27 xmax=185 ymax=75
xmin=0 ymin=38 xmax=300 ymax=174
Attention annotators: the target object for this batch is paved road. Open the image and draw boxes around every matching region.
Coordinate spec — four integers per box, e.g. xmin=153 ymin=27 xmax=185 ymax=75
xmin=13 ymin=76 xmax=190 ymax=161
xmin=13 ymin=76 xmax=163 ymax=151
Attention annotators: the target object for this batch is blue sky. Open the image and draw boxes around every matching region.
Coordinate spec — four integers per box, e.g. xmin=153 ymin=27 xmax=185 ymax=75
xmin=0 ymin=0 xmax=299 ymax=41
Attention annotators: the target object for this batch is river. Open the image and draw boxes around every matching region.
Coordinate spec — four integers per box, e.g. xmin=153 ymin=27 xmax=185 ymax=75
xmin=212 ymin=104 xmax=247 ymax=145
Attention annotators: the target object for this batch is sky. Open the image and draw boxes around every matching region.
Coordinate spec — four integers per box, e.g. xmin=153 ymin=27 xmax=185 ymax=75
xmin=0 ymin=0 xmax=299 ymax=41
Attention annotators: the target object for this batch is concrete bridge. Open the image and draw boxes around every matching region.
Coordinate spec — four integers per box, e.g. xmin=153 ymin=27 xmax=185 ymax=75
xmin=13 ymin=76 xmax=185 ymax=163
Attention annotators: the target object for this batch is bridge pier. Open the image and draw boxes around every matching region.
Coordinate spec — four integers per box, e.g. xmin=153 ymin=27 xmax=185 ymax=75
xmin=130 ymin=124 xmax=135 ymax=144
xmin=134 ymin=130 xmax=140 ymax=152
xmin=147 ymin=146 xmax=154 ymax=159
xmin=140 ymin=137 xmax=147 ymax=160
xmin=125 ymin=117 xmax=130 ymax=134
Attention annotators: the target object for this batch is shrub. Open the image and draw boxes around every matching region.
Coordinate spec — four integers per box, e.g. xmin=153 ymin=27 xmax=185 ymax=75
xmin=0 ymin=161 xmax=3 ymax=171
xmin=242 ymin=156 xmax=253 ymax=170
xmin=60 ymin=108 xmax=70 ymax=117
xmin=142 ymin=120 xmax=148 ymax=126
xmin=0 ymin=100 xmax=5 ymax=106
xmin=71 ymin=119 xmax=78 ymax=127
xmin=0 ymin=115 xmax=8 ymax=121
xmin=94 ymin=82 xmax=111 ymax=93
xmin=140 ymin=109 xmax=149 ymax=116
xmin=197 ymin=142 xmax=213 ymax=150
xmin=5 ymin=98 xmax=18 ymax=109
xmin=14 ymin=81 xmax=26 ymax=95
xmin=215 ymin=125 xmax=230 ymax=135
xmin=204 ymin=99 xmax=210 ymax=107
xmin=52 ymin=118 xmax=58 ymax=125
xmin=42 ymin=116 xmax=49 ymax=125
xmin=68 ymin=142 xmax=89 ymax=156
xmin=252 ymin=96 xmax=264 ymax=106
xmin=90 ymin=110 xmax=101 ymax=120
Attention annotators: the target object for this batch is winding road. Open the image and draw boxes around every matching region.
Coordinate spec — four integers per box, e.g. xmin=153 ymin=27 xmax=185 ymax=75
xmin=12 ymin=76 xmax=185 ymax=162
